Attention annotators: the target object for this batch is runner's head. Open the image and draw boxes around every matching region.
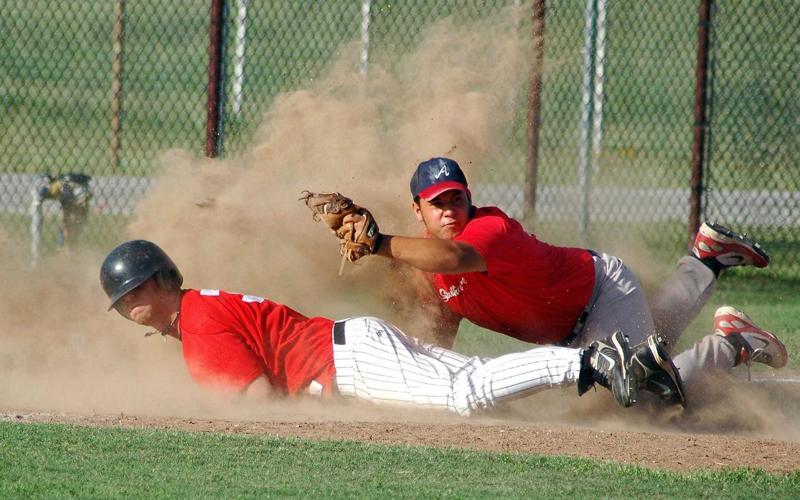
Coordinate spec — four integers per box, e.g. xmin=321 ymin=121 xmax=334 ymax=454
xmin=100 ymin=239 xmax=183 ymax=334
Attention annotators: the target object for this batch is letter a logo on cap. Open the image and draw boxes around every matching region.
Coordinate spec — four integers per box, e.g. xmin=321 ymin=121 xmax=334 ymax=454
xmin=410 ymin=157 xmax=469 ymax=201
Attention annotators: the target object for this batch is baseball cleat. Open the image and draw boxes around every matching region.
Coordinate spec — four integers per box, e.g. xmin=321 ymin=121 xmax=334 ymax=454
xmin=630 ymin=335 xmax=686 ymax=407
xmin=578 ymin=330 xmax=637 ymax=408
xmin=713 ymin=306 xmax=788 ymax=370
xmin=692 ymin=222 xmax=770 ymax=268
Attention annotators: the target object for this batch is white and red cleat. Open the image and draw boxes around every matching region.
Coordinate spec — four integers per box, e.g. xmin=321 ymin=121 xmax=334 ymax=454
xmin=692 ymin=222 xmax=770 ymax=268
xmin=714 ymin=306 xmax=788 ymax=369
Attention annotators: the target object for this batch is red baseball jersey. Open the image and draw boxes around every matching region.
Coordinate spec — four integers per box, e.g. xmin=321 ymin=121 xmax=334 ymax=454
xmin=178 ymin=289 xmax=336 ymax=395
xmin=432 ymin=206 xmax=595 ymax=344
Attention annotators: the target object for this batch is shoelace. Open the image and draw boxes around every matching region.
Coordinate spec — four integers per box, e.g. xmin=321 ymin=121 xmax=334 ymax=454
xmin=750 ymin=348 xmax=772 ymax=365
xmin=745 ymin=347 xmax=773 ymax=381
xmin=593 ymin=350 xmax=615 ymax=386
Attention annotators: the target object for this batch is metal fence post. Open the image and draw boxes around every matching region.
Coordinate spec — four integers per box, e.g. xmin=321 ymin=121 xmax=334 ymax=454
xmin=231 ymin=0 xmax=249 ymax=117
xmin=578 ymin=0 xmax=599 ymax=243
xmin=591 ymin=0 xmax=606 ymax=174
xmin=360 ymin=0 xmax=372 ymax=77
xmin=206 ymin=0 xmax=226 ymax=158
xmin=524 ymin=0 xmax=546 ymax=224
xmin=689 ymin=0 xmax=713 ymax=248
xmin=110 ymin=0 xmax=125 ymax=171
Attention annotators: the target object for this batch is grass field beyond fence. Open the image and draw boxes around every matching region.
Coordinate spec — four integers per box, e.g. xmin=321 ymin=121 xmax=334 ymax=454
xmin=2 ymin=0 xmax=799 ymax=275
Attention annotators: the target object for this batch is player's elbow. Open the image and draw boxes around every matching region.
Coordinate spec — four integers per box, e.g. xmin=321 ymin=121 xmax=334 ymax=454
xmin=435 ymin=248 xmax=462 ymax=272
xmin=438 ymin=242 xmax=485 ymax=273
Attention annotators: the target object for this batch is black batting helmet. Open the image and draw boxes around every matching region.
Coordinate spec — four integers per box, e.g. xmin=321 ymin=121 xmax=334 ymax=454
xmin=100 ymin=240 xmax=183 ymax=310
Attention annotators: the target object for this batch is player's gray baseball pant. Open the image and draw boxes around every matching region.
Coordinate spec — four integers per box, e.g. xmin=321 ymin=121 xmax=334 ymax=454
xmin=332 ymin=317 xmax=583 ymax=416
xmin=575 ymin=253 xmax=737 ymax=387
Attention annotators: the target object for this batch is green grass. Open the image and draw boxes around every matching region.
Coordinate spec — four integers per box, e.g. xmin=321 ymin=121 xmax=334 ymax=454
xmin=677 ymin=275 xmax=800 ymax=370
xmin=1 ymin=422 xmax=798 ymax=498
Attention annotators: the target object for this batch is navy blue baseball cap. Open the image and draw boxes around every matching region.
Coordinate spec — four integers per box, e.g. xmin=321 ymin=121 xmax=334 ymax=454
xmin=410 ymin=157 xmax=469 ymax=201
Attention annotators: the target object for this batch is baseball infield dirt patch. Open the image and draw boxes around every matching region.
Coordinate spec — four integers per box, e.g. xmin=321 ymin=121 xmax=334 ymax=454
xmin=5 ymin=375 xmax=800 ymax=474
xmin=3 ymin=411 xmax=799 ymax=473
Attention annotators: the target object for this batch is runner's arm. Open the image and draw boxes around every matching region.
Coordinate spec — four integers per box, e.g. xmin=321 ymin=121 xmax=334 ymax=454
xmin=242 ymin=375 xmax=273 ymax=401
xmin=430 ymin=307 xmax=462 ymax=349
xmin=413 ymin=269 xmax=463 ymax=348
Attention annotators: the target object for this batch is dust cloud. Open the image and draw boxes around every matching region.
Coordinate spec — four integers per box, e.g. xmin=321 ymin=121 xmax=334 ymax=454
xmin=0 ymin=9 xmax=532 ymax=419
xmin=1 ymin=7 xmax=797 ymax=443
xmin=502 ymin=370 xmax=800 ymax=443
xmin=126 ymin=10 xmax=534 ymax=332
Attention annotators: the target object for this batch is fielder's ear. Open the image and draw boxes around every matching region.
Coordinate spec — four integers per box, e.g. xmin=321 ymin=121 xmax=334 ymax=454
xmin=412 ymin=201 xmax=424 ymax=222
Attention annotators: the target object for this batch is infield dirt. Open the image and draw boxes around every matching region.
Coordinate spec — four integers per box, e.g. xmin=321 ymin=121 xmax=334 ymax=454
xmin=4 ymin=378 xmax=800 ymax=473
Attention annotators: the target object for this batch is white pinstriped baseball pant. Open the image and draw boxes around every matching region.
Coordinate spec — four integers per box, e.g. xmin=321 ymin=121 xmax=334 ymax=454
xmin=332 ymin=317 xmax=582 ymax=416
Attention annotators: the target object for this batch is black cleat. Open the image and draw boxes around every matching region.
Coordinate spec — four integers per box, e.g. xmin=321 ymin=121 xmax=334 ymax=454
xmin=630 ymin=335 xmax=686 ymax=407
xmin=578 ymin=330 xmax=636 ymax=407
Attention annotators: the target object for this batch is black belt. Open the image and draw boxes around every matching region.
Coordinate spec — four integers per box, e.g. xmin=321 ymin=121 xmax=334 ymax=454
xmin=333 ymin=321 xmax=347 ymax=345
xmin=557 ymin=310 xmax=589 ymax=347
xmin=558 ymin=249 xmax=599 ymax=347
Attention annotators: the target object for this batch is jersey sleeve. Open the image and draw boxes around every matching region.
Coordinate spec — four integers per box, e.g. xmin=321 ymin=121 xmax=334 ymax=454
xmin=455 ymin=214 xmax=513 ymax=273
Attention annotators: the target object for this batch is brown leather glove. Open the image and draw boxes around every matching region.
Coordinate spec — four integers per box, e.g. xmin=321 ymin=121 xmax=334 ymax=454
xmin=300 ymin=191 xmax=382 ymax=263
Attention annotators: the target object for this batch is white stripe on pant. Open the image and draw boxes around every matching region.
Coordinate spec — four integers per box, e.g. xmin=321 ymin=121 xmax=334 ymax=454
xmin=332 ymin=317 xmax=582 ymax=416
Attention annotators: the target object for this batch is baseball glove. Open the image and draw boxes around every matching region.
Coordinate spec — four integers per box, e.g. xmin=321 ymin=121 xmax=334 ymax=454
xmin=300 ymin=191 xmax=382 ymax=265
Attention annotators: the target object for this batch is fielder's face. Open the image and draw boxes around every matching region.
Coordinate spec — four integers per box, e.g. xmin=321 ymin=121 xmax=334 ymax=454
xmin=414 ymin=189 xmax=471 ymax=239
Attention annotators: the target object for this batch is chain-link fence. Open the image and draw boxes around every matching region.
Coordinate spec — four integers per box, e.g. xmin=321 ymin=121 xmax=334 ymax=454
xmin=703 ymin=1 xmax=799 ymax=276
xmin=1 ymin=1 xmax=798 ymax=276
